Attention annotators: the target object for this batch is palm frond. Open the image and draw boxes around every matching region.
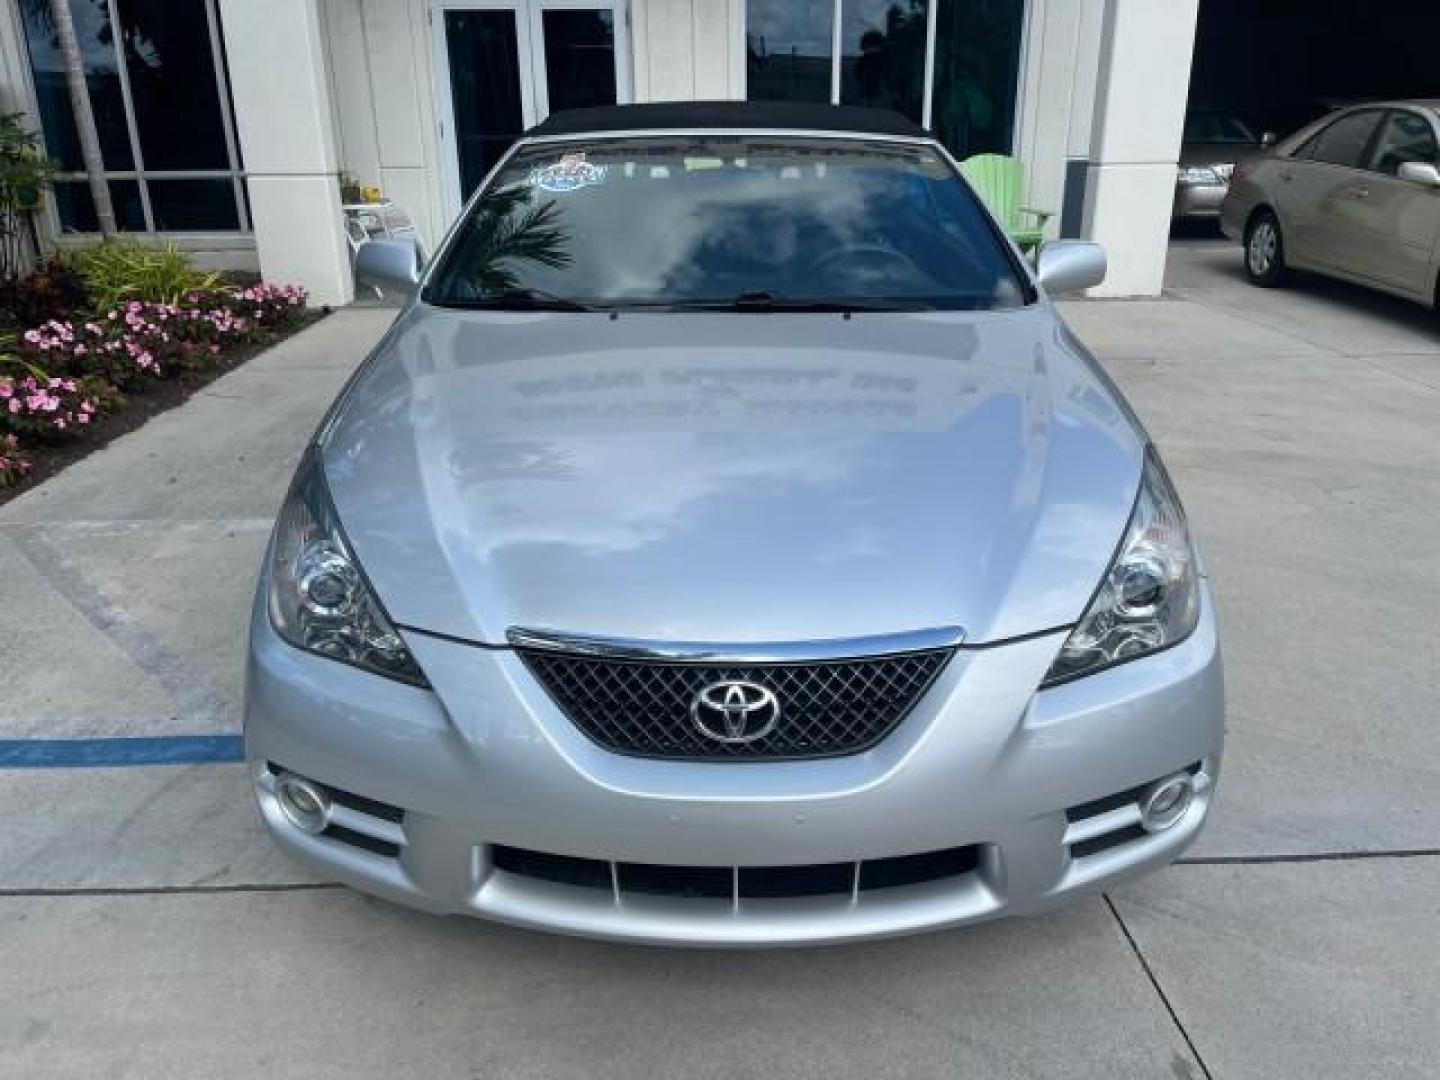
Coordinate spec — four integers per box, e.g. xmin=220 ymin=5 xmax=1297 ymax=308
xmin=460 ymin=185 xmax=574 ymax=294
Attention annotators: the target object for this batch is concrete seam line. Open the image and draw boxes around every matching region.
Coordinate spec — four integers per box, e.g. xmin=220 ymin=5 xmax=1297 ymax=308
xmin=1103 ymin=893 xmax=1215 ymax=1080
xmin=0 ymin=518 xmax=274 ymax=533
xmin=8 ymin=528 xmax=234 ymax=724
xmin=1177 ymin=849 xmax=1440 ymax=865
xmin=0 ymin=882 xmax=343 ymax=898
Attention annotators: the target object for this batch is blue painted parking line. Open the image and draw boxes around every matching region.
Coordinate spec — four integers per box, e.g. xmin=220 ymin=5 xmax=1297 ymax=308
xmin=0 ymin=735 xmax=245 ymax=768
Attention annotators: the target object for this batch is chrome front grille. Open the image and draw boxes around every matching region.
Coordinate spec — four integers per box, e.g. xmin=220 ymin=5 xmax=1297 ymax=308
xmin=515 ymin=643 xmax=955 ymax=761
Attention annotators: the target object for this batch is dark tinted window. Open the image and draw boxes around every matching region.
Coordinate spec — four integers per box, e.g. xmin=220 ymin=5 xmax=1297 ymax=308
xmin=426 ymin=136 xmax=1026 ymax=311
xmin=1367 ymin=110 xmax=1439 ymax=175
xmin=118 ymin=0 xmax=231 ymax=170
xmin=53 ymin=179 xmax=145 ymax=232
xmin=1297 ymin=110 xmax=1383 ymax=168
xmin=444 ymin=10 xmax=525 ymax=200
xmin=148 ymin=179 xmax=241 ymax=230
xmin=541 ymin=10 xmax=617 ymax=113
xmin=932 ymin=0 xmax=1024 ymax=159
xmin=746 ymin=0 xmax=833 ymax=104
xmin=838 ymin=0 xmax=928 ymax=124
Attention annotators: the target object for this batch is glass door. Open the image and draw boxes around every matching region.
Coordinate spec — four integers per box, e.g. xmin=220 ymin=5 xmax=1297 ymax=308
xmin=435 ymin=0 xmax=629 ymax=214
xmin=529 ymin=2 xmax=628 ymax=119
xmin=437 ymin=3 xmax=536 ymax=209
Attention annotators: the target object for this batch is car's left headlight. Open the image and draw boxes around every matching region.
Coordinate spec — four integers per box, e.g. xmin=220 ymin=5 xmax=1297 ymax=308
xmin=1042 ymin=448 xmax=1200 ymax=687
xmin=1178 ymin=165 xmax=1222 ymax=185
xmin=267 ymin=445 xmax=429 ymax=687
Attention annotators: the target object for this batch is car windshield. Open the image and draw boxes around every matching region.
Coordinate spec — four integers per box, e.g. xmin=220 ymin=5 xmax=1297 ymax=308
xmin=1183 ymin=113 xmax=1258 ymax=144
xmin=424 ymin=135 xmax=1027 ymax=311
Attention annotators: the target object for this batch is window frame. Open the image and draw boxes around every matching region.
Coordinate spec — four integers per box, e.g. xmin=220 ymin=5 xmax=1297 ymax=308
xmin=1292 ymin=108 xmax=1386 ymax=173
xmin=21 ymin=0 xmax=249 ymax=236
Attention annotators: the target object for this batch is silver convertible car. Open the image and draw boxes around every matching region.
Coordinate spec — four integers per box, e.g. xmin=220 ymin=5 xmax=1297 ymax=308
xmin=247 ymin=102 xmax=1223 ymax=946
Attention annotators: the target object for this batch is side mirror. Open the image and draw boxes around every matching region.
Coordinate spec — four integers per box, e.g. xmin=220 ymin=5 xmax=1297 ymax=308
xmin=1261 ymin=131 xmax=1277 ymax=148
xmin=1397 ymin=162 xmax=1440 ymax=188
xmin=355 ymin=238 xmax=423 ymax=300
xmin=1035 ymin=240 xmax=1107 ymax=295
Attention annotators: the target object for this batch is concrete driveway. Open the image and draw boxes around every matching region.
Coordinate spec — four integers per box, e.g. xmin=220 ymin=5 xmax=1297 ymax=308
xmin=3 ymin=244 xmax=1437 ymax=1078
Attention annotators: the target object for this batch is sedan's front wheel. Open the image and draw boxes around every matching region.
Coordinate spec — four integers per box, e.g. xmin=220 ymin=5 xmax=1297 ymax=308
xmin=1244 ymin=209 xmax=1291 ymax=287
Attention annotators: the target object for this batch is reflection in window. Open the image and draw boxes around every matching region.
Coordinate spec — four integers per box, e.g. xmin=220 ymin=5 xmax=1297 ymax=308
xmin=745 ymin=0 xmax=1027 ymax=161
xmin=118 ymin=0 xmax=231 ymax=170
xmin=19 ymin=0 xmax=246 ymax=233
xmin=839 ymin=0 xmax=928 ymax=124
xmin=20 ymin=0 xmax=132 ymax=171
xmin=427 ymin=137 xmax=1026 ymax=310
xmin=51 ymin=179 xmax=146 ymax=232
xmin=1368 ymin=111 xmax=1439 ymax=176
xmin=932 ymin=0 xmax=1024 ymax=160
xmin=747 ymin=0 xmax=834 ymax=104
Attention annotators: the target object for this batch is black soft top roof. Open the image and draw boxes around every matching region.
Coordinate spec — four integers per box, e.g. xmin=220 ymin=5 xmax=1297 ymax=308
xmin=525 ymin=101 xmax=931 ymax=141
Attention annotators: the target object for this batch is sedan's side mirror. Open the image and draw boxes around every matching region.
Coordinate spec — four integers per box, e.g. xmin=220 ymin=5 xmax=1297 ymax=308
xmin=1261 ymin=131 xmax=1277 ymax=148
xmin=1397 ymin=162 xmax=1440 ymax=188
xmin=1035 ymin=240 xmax=1107 ymax=295
xmin=355 ymin=238 xmax=424 ymax=300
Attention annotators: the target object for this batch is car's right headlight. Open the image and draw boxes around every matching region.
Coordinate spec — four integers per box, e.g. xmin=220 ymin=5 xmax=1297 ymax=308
xmin=267 ymin=445 xmax=429 ymax=687
xmin=1042 ymin=448 xmax=1200 ymax=687
xmin=1178 ymin=165 xmax=1222 ymax=185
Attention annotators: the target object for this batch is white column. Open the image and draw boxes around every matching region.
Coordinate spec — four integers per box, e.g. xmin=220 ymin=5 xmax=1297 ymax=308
xmin=219 ymin=0 xmax=353 ymax=306
xmin=1081 ymin=0 xmax=1199 ymax=297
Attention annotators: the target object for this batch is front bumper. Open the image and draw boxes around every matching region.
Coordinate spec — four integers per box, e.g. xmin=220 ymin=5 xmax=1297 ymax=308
xmin=245 ymin=586 xmax=1224 ymax=946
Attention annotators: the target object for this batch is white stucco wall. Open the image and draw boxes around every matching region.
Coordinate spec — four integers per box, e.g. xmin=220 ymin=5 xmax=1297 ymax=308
xmin=631 ymin=0 xmax=744 ymax=101
xmin=220 ymin=0 xmax=353 ymax=305
xmin=320 ymin=0 xmax=446 ymax=252
xmin=1082 ymin=0 xmax=1199 ymax=296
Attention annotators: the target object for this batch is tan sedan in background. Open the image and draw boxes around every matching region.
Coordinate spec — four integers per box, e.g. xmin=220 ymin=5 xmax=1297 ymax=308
xmin=1221 ymin=101 xmax=1440 ymax=307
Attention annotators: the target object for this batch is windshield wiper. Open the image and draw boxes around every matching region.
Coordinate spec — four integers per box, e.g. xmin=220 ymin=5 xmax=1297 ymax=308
xmin=678 ymin=291 xmax=932 ymax=313
xmin=433 ymin=288 xmax=598 ymax=312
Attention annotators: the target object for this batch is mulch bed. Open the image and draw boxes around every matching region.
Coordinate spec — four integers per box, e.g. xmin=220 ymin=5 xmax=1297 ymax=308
xmin=0 ymin=308 xmax=329 ymax=507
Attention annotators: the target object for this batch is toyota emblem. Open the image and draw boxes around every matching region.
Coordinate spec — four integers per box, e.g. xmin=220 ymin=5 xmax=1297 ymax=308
xmin=690 ymin=680 xmax=781 ymax=744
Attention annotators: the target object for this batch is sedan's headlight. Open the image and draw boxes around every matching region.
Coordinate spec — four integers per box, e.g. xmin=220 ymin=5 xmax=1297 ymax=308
xmin=1042 ymin=448 xmax=1200 ymax=686
xmin=1178 ymin=165 xmax=1222 ymax=185
xmin=267 ymin=445 xmax=429 ymax=686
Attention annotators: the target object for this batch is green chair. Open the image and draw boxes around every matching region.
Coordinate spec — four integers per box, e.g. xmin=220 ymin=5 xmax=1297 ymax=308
xmin=958 ymin=153 xmax=1052 ymax=254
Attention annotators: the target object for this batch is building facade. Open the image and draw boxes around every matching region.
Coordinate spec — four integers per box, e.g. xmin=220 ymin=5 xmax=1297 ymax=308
xmin=0 ymin=0 xmax=1200 ymax=304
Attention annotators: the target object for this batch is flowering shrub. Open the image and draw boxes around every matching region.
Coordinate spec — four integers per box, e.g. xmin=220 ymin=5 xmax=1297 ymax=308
xmin=0 ymin=433 xmax=28 ymax=487
xmin=0 ymin=372 xmax=98 ymax=438
xmin=17 ymin=284 xmax=309 ymax=387
xmin=226 ymin=283 xmax=308 ymax=329
xmin=1 ymin=277 xmax=309 ymax=495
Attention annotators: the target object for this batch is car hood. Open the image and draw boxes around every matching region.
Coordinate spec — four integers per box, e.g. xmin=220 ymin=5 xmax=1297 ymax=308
xmin=321 ymin=306 xmax=1145 ymax=647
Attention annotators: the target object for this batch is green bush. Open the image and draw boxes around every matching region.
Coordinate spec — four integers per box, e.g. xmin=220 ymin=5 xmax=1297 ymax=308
xmin=67 ymin=239 xmax=226 ymax=308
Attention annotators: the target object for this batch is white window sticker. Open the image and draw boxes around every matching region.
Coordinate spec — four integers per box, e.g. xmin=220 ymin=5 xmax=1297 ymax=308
xmin=528 ymin=153 xmax=609 ymax=193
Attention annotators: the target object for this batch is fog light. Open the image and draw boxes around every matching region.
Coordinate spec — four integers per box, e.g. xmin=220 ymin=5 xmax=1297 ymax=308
xmin=275 ymin=772 xmax=331 ymax=835
xmin=1140 ymin=774 xmax=1194 ymax=832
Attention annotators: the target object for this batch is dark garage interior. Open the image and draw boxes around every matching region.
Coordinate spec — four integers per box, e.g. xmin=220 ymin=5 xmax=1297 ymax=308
xmin=1188 ymin=0 xmax=1440 ymax=140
